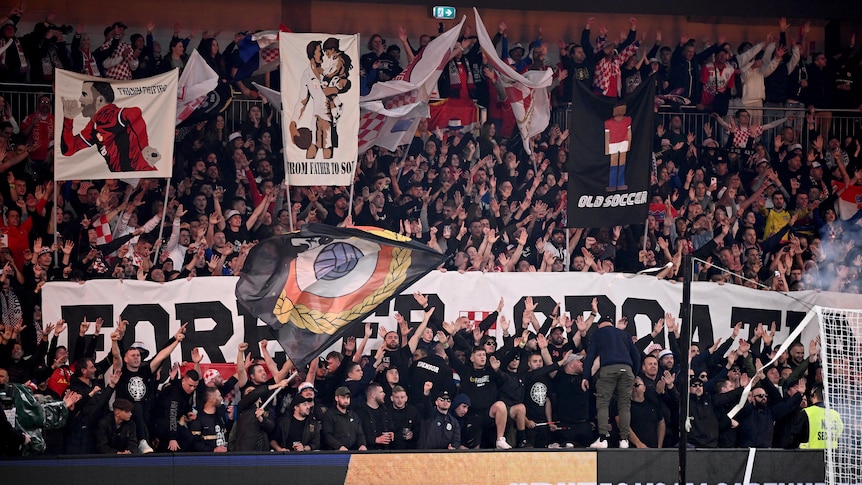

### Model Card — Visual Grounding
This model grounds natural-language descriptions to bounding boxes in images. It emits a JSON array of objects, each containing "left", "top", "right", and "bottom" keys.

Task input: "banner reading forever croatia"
[
  {"left": 567, "top": 77, "right": 655, "bottom": 228},
  {"left": 53, "top": 69, "right": 178, "bottom": 180},
  {"left": 280, "top": 32, "right": 359, "bottom": 186}
]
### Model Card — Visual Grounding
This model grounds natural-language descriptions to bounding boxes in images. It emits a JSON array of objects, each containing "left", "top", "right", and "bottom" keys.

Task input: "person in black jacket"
[
  {"left": 94, "top": 398, "right": 137, "bottom": 454},
  {"left": 321, "top": 386, "right": 367, "bottom": 450},
  {"left": 418, "top": 389, "right": 460, "bottom": 449},
  {"left": 686, "top": 377, "right": 726, "bottom": 448},
  {"left": 64, "top": 356, "right": 120, "bottom": 454},
  {"left": 355, "top": 382, "right": 394, "bottom": 450},
  {"left": 271, "top": 396, "right": 320, "bottom": 452},
  {"left": 582, "top": 315, "right": 641, "bottom": 449},
  {"left": 186, "top": 386, "right": 229, "bottom": 452},
  {"left": 152, "top": 369, "right": 199, "bottom": 452}
]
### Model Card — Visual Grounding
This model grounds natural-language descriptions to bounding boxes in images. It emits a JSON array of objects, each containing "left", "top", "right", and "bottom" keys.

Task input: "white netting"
[{"left": 816, "top": 306, "right": 862, "bottom": 485}]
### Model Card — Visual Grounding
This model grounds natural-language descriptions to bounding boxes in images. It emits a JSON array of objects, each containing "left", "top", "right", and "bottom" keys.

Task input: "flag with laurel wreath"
[{"left": 235, "top": 224, "right": 447, "bottom": 368}]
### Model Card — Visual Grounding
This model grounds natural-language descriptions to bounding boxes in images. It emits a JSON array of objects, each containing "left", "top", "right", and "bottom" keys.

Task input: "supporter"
[
  {"left": 231, "top": 363, "right": 288, "bottom": 451},
  {"left": 19, "top": 94, "right": 53, "bottom": 165},
  {"left": 356, "top": 382, "right": 395, "bottom": 450},
  {"left": 389, "top": 385, "right": 421, "bottom": 450},
  {"left": 622, "top": 376, "right": 665, "bottom": 448},
  {"left": 186, "top": 386, "right": 230, "bottom": 452},
  {"left": 418, "top": 389, "right": 460, "bottom": 449},
  {"left": 152, "top": 368, "right": 200, "bottom": 452},
  {"left": 112, "top": 322, "right": 188, "bottom": 453},
  {"left": 98, "top": 22, "right": 137, "bottom": 81},
  {"left": 94, "top": 398, "right": 137, "bottom": 454},
  {"left": 271, "top": 395, "right": 320, "bottom": 452},
  {"left": 583, "top": 315, "right": 641, "bottom": 448},
  {"left": 321, "top": 386, "right": 367, "bottom": 450}
]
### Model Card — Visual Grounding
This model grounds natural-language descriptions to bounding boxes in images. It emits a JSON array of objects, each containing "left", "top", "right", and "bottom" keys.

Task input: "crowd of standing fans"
[{"left": 0, "top": 7, "right": 858, "bottom": 454}]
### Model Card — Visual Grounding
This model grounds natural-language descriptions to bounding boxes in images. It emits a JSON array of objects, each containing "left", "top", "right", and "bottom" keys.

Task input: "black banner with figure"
[{"left": 567, "top": 76, "right": 655, "bottom": 228}]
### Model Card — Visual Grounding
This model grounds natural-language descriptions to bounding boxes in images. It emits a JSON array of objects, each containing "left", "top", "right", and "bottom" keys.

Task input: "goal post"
[{"left": 815, "top": 305, "right": 861, "bottom": 485}]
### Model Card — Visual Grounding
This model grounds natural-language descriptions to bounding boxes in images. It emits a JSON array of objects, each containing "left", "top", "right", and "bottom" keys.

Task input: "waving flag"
[
  {"left": 358, "top": 17, "right": 465, "bottom": 152},
  {"left": 473, "top": 8, "right": 553, "bottom": 155},
  {"left": 253, "top": 82, "right": 283, "bottom": 112},
  {"left": 235, "top": 224, "right": 447, "bottom": 368},
  {"left": 831, "top": 181, "right": 862, "bottom": 220},
  {"left": 232, "top": 29, "right": 284, "bottom": 82},
  {"left": 176, "top": 50, "right": 219, "bottom": 125}
]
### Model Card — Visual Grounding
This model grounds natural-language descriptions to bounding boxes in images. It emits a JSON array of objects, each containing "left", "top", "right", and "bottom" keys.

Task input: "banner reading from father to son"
[
  {"left": 280, "top": 32, "right": 359, "bottom": 186},
  {"left": 53, "top": 69, "right": 178, "bottom": 180}
]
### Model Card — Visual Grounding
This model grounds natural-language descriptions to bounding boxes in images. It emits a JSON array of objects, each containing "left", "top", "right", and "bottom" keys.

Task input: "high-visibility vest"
[{"left": 799, "top": 405, "right": 843, "bottom": 449}]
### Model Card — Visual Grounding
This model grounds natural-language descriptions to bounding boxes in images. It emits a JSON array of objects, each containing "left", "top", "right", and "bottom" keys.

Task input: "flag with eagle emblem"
[{"left": 235, "top": 224, "right": 447, "bottom": 368}]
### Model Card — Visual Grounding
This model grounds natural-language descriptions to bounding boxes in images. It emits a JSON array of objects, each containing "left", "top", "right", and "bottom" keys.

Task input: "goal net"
[{"left": 816, "top": 306, "right": 862, "bottom": 485}]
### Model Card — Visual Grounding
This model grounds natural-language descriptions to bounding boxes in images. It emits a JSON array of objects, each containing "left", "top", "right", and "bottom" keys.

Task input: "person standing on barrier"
[{"left": 583, "top": 315, "right": 641, "bottom": 449}]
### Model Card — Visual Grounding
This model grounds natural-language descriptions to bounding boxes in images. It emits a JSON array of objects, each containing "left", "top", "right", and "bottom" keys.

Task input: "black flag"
[
  {"left": 235, "top": 224, "right": 447, "bottom": 369},
  {"left": 567, "top": 76, "right": 655, "bottom": 228}
]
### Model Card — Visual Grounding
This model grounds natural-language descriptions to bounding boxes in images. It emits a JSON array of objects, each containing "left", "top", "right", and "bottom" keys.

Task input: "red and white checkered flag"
[
  {"left": 92, "top": 213, "right": 113, "bottom": 245},
  {"left": 358, "top": 17, "right": 465, "bottom": 152},
  {"left": 473, "top": 8, "right": 553, "bottom": 154}
]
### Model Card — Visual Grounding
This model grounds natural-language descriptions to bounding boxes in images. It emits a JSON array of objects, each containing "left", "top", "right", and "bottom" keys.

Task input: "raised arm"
[
  {"left": 408, "top": 307, "right": 435, "bottom": 354},
  {"left": 149, "top": 322, "right": 187, "bottom": 372}
]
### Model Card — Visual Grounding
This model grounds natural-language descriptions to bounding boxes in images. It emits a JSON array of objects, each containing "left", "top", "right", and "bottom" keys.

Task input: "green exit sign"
[{"left": 433, "top": 6, "right": 456, "bottom": 19}]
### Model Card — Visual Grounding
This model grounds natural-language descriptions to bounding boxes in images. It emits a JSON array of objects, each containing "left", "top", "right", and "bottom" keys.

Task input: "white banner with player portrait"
[
  {"left": 53, "top": 69, "right": 178, "bottom": 180},
  {"left": 280, "top": 32, "right": 359, "bottom": 186},
  {"left": 42, "top": 272, "right": 862, "bottom": 368}
]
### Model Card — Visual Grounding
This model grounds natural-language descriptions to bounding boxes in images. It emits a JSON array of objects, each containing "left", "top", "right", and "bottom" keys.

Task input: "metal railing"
[
  {"left": 552, "top": 102, "right": 862, "bottom": 151},
  {"left": 4, "top": 82, "right": 859, "bottom": 148}
]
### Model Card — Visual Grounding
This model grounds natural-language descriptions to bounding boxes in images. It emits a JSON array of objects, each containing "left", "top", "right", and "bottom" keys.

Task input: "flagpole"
[
  {"left": 643, "top": 217, "right": 649, "bottom": 254},
  {"left": 347, "top": 167, "right": 356, "bottom": 225},
  {"left": 260, "top": 370, "right": 298, "bottom": 409},
  {"left": 153, "top": 178, "right": 171, "bottom": 264},
  {"left": 282, "top": 150, "right": 295, "bottom": 232},
  {"left": 565, "top": 228, "right": 570, "bottom": 272},
  {"left": 53, "top": 181, "right": 59, "bottom": 269}
]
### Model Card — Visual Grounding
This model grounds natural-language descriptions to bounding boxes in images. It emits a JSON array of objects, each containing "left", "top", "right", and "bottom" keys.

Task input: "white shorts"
[{"left": 608, "top": 140, "right": 629, "bottom": 154}]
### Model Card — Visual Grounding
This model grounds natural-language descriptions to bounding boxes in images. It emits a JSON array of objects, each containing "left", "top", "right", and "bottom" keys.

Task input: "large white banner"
[
  {"left": 53, "top": 69, "right": 178, "bottom": 180},
  {"left": 42, "top": 273, "right": 862, "bottom": 369},
  {"left": 280, "top": 32, "right": 359, "bottom": 186}
]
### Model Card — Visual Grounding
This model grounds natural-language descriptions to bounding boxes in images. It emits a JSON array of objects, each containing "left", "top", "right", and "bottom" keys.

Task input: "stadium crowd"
[{"left": 0, "top": 7, "right": 858, "bottom": 455}]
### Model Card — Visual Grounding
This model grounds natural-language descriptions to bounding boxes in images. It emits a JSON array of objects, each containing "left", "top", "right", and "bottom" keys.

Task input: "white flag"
[
  {"left": 358, "top": 17, "right": 465, "bottom": 152},
  {"left": 473, "top": 8, "right": 553, "bottom": 154},
  {"left": 280, "top": 33, "right": 359, "bottom": 186},
  {"left": 176, "top": 50, "right": 219, "bottom": 125},
  {"left": 54, "top": 69, "right": 178, "bottom": 180}
]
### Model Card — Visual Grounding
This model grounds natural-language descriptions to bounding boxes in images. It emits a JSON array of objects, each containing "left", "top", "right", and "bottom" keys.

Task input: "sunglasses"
[
  {"left": 690, "top": 382, "right": 703, "bottom": 388},
  {"left": 438, "top": 397, "right": 451, "bottom": 402},
  {"left": 633, "top": 383, "right": 643, "bottom": 388},
  {"left": 753, "top": 393, "right": 767, "bottom": 398}
]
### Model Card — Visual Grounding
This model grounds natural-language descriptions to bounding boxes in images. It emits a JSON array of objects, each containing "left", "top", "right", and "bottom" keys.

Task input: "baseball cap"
[
  {"left": 298, "top": 382, "right": 316, "bottom": 393},
  {"left": 789, "top": 143, "right": 803, "bottom": 152},
  {"left": 509, "top": 43, "right": 525, "bottom": 55},
  {"left": 228, "top": 131, "right": 243, "bottom": 142},
  {"left": 658, "top": 349, "right": 674, "bottom": 360},
  {"left": 436, "top": 389, "right": 451, "bottom": 400},
  {"left": 811, "top": 161, "right": 822, "bottom": 169},
  {"left": 648, "top": 57, "right": 660, "bottom": 63},
  {"left": 224, "top": 209, "right": 241, "bottom": 220},
  {"left": 549, "top": 326, "right": 564, "bottom": 334},
  {"left": 334, "top": 386, "right": 351, "bottom": 397}
]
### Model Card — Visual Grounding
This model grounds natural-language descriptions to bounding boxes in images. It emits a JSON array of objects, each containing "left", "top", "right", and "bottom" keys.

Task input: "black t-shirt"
[
  {"left": 116, "top": 365, "right": 156, "bottom": 410},
  {"left": 617, "top": 398, "right": 663, "bottom": 448},
  {"left": 285, "top": 416, "right": 306, "bottom": 446},
  {"left": 222, "top": 224, "right": 252, "bottom": 252},
  {"left": 382, "top": 346, "right": 413, "bottom": 375}
]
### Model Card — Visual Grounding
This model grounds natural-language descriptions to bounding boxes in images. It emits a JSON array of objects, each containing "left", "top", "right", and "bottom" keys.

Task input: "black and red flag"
[{"left": 235, "top": 224, "right": 447, "bottom": 368}]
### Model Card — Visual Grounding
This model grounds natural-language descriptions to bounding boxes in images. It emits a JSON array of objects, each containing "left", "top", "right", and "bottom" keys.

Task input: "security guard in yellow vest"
[{"left": 797, "top": 386, "right": 843, "bottom": 449}]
